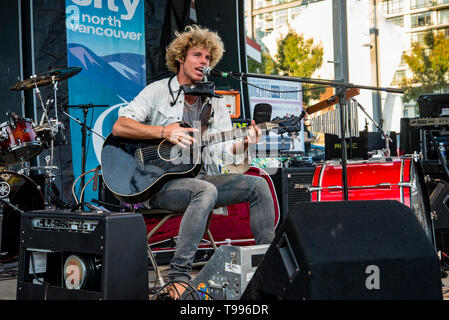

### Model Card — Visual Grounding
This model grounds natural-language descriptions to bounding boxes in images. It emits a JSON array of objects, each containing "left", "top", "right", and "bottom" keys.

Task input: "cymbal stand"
[{"left": 33, "top": 80, "right": 59, "bottom": 208}]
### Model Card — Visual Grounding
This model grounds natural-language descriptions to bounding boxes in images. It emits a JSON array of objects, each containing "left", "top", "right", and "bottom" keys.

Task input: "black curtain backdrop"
[{"left": 146, "top": 0, "right": 193, "bottom": 82}]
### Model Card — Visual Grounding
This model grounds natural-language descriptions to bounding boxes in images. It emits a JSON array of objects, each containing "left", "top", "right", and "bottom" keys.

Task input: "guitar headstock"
[{"left": 268, "top": 113, "right": 304, "bottom": 135}]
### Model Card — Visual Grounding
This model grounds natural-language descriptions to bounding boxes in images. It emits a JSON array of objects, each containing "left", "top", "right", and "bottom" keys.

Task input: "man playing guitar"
[{"left": 111, "top": 25, "right": 275, "bottom": 299}]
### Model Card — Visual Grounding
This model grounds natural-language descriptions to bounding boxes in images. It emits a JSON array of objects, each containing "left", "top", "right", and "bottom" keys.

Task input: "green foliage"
[
  {"left": 275, "top": 30, "right": 324, "bottom": 105},
  {"left": 401, "top": 31, "right": 449, "bottom": 103},
  {"left": 247, "top": 29, "right": 324, "bottom": 105}
]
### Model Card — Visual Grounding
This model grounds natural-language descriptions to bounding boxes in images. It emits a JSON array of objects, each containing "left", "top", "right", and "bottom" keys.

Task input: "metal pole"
[
  {"left": 333, "top": 0, "right": 350, "bottom": 200},
  {"left": 370, "top": 0, "right": 382, "bottom": 130}
]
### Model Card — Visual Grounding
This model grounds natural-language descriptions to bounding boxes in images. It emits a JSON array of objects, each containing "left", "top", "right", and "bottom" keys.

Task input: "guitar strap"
[{"left": 199, "top": 99, "right": 212, "bottom": 134}]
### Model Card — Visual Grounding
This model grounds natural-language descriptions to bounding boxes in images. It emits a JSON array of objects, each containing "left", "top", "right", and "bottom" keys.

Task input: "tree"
[
  {"left": 275, "top": 30, "right": 324, "bottom": 105},
  {"left": 247, "top": 29, "right": 324, "bottom": 105},
  {"left": 401, "top": 30, "right": 449, "bottom": 103}
]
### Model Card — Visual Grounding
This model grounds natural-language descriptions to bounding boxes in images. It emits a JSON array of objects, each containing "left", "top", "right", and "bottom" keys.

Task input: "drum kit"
[{"left": 0, "top": 67, "right": 81, "bottom": 259}]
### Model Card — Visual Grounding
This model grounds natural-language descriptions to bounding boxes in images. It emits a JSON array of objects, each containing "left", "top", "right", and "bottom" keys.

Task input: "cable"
[
  {"left": 151, "top": 279, "right": 202, "bottom": 300},
  {"left": 71, "top": 168, "right": 97, "bottom": 204},
  {"left": 79, "top": 173, "right": 98, "bottom": 208}
]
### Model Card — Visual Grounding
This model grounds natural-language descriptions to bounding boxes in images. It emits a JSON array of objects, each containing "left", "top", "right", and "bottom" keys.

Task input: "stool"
[{"left": 139, "top": 208, "right": 217, "bottom": 287}]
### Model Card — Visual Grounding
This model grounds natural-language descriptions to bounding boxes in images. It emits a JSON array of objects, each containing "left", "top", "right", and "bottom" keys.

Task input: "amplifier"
[
  {"left": 325, "top": 132, "right": 397, "bottom": 160},
  {"left": 17, "top": 210, "right": 148, "bottom": 300},
  {"left": 269, "top": 166, "right": 315, "bottom": 227},
  {"left": 417, "top": 93, "right": 449, "bottom": 118},
  {"left": 190, "top": 244, "right": 269, "bottom": 300}
]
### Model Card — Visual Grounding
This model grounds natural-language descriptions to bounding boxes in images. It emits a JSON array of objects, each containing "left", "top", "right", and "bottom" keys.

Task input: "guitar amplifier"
[
  {"left": 16, "top": 210, "right": 148, "bottom": 300},
  {"left": 269, "top": 165, "right": 316, "bottom": 227}
]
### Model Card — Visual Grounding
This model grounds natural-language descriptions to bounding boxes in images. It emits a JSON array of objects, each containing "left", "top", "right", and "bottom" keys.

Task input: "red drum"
[
  {"left": 0, "top": 119, "right": 42, "bottom": 165},
  {"left": 311, "top": 156, "right": 434, "bottom": 242}
]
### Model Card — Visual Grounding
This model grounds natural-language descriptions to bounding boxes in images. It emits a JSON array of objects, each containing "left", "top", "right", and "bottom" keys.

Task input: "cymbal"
[{"left": 10, "top": 66, "right": 82, "bottom": 91}]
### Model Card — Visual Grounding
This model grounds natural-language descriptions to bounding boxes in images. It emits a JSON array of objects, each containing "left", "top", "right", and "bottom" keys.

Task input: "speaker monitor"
[
  {"left": 417, "top": 93, "right": 449, "bottom": 118},
  {"left": 268, "top": 166, "right": 315, "bottom": 228},
  {"left": 195, "top": 0, "right": 247, "bottom": 93},
  {"left": 429, "top": 179, "right": 449, "bottom": 230},
  {"left": 17, "top": 210, "right": 148, "bottom": 300},
  {"left": 241, "top": 200, "right": 442, "bottom": 300}
]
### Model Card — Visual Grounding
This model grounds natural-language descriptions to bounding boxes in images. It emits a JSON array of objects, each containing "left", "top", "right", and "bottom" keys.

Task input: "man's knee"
[
  {"left": 251, "top": 175, "right": 271, "bottom": 194},
  {"left": 193, "top": 180, "right": 218, "bottom": 202}
]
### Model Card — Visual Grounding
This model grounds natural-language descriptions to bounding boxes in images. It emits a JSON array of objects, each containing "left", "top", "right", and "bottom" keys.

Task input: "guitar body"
[{"left": 101, "top": 134, "right": 202, "bottom": 204}]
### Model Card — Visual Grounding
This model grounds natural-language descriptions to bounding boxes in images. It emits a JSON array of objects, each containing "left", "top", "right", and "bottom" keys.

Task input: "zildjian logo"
[{"left": 0, "top": 181, "right": 10, "bottom": 198}]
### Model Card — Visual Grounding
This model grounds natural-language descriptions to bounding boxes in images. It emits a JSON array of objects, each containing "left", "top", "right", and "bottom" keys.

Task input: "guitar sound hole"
[{"left": 158, "top": 142, "right": 180, "bottom": 162}]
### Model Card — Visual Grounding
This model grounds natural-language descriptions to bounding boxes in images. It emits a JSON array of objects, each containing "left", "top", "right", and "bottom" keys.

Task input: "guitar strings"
[
  {"left": 135, "top": 127, "right": 251, "bottom": 161},
  {"left": 131, "top": 119, "right": 288, "bottom": 162}
]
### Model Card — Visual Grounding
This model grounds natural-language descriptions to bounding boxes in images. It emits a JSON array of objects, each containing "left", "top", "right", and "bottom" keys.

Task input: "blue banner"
[{"left": 65, "top": 0, "right": 146, "bottom": 206}]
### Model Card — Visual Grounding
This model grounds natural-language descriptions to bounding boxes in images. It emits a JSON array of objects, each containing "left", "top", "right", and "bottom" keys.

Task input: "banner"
[{"left": 65, "top": 0, "right": 146, "bottom": 206}]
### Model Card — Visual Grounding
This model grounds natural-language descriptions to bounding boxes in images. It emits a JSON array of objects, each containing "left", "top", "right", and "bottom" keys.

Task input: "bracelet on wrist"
[{"left": 161, "top": 126, "right": 165, "bottom": 139}]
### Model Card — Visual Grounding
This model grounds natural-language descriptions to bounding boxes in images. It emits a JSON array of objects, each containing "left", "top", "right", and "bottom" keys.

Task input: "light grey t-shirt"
[
  {"left": 183, "top": 97, "right": 207, "bottom": 178},
  {"left": 182, "top": 97, "right": 202, "bottom": 128}
]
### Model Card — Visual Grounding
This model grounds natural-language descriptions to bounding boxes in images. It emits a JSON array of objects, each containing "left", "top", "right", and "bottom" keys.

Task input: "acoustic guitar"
[{"left": 101, "top": 116, "right": 301, "bottom": 203}]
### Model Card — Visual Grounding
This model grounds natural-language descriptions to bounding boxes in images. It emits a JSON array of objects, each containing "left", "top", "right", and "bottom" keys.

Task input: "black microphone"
[
  {"left": 202, "top": 66, "right": 230, "bottom": 78},
  {"left": 253, "top": 103, "right": 272, "bottom": 124}
]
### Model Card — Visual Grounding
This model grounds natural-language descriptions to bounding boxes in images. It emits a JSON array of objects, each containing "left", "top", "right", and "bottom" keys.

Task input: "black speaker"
[
  {"left": 17, "top": 210, "right": 148, "bottom": 300},
  {"left": 430, "top": 179, "right": 449, "bottom": 230},
  {"left": 268, "top": 166, "right": 315, "bottom": 228},
  {"left": 325, "top": 134, "right": 366, "bottom": 160},
  {"left": 241, "top": 200, "right": 442, "bottom": 300},
  {"left": 325, "top": 132, "right": 397, "bottom": 160},
  {"left": 418, "top": 93, "right": 449, "bottom": 118},
  {"left": 400, "top": 118, "right": 420, "bottom": 155},
  {"left": 195, "top": 0, "right": 246, "bottom": 91}
]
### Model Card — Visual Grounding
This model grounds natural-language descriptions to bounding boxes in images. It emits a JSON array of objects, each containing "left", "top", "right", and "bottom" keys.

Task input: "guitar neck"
[{"left": 201, "top": 122, "right": 272, "bottom": 147}]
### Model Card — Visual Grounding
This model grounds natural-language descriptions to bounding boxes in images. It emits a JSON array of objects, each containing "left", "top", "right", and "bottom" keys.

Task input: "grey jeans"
[{"left": 148, "top": 173, "right": 276, "bottom": 282}]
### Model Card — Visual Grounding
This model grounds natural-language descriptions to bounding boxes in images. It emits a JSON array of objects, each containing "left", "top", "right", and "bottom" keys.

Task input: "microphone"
[
  {"left": 202, "top": 66, "right": 230, "bottom": 78},
  {"left": 253, "top": 103, "right": 272, "bottom": 124}
]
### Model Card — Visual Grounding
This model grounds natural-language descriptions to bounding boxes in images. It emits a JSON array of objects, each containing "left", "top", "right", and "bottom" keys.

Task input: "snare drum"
[
  {"left": 311, "top": 156, "right": 434, "bottom": 242},
  {"left": 0, "top": 119, "right": 42, "bottom": 165}
]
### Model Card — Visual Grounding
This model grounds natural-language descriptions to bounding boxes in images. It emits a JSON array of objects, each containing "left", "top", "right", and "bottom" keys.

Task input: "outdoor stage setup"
[{"left": 0, "top": 0, "right": 448, "bottom": 302}]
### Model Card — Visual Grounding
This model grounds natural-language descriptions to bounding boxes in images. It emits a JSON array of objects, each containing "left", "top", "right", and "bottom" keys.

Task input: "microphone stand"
[
  {"left": 59, "top": 104, "right": 107, "bottom": 209},
  {"left": 227, "top": 71, "right": 403, "bottom": 200}
]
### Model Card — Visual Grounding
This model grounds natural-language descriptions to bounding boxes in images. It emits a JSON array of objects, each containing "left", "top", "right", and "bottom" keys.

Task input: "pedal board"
[{"left": 190, "top": 244, "right": 269, "bottom": 300}]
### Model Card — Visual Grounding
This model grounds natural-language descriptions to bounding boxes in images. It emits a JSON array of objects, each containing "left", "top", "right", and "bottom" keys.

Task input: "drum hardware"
[
  {"left": 0, "top": 197, "right": 24, "bottom": 215},
  {"left": 308, "top": 182, "right": 415, "bottom": 192},
  {"left": 8, "top": 67, "right": 82, "bottom": 209}
]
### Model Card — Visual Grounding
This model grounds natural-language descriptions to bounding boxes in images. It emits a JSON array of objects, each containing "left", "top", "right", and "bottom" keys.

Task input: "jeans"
[{"left": 148, "top": 173, "right": 275, "bottom": 282}]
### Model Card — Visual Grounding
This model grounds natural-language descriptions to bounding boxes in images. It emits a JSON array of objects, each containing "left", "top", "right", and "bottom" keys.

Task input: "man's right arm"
[
  {"left": 112, "top": 116, "right": 164, "bottom": 140},
  {"left": 112, "top": 116, "right": 198, "bottom": 148}
]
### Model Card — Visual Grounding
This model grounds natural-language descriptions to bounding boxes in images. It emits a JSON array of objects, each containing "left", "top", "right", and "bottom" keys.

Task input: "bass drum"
[
  {"left": 311, "top": 156, "right": 434, "bottom": 244},
  {"left": 0, "top": 171, "right": 45, "bottom": 259}
]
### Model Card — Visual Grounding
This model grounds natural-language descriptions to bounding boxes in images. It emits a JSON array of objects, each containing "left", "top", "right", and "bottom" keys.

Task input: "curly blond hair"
[{"left": 166, "top": 25, "right": 225, "bottom": 73}]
